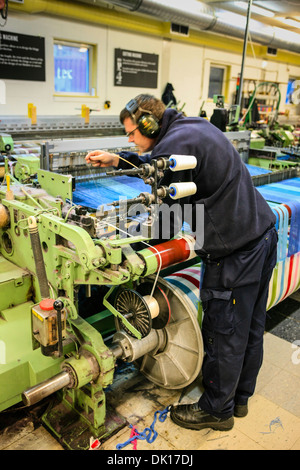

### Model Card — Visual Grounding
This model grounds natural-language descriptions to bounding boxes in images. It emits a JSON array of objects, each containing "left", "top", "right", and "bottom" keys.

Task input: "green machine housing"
[{"left": 0, "top": 164, "right": 204, "bottom": 449}]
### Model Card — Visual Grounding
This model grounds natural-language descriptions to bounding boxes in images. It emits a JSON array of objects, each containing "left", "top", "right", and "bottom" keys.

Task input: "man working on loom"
[{"left": 85, "top": 94, "right": 278, "bottom": 432}]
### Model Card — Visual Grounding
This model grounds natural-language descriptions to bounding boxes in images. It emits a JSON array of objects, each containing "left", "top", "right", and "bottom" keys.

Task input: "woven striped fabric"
[
  {"left": 165, "top": 263, "right": 203, "bottom": 326},
  {"left": 256, "top": 177, "right": 300, "bottom": 307}
]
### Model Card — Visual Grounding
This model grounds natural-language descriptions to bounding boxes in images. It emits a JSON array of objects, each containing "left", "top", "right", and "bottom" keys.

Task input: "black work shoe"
[
  {"left": 234, "top": 404, "right": 248, "bottom": 418},
  {"left": 170, "top": 402, "right": 234, "bottom": 431}
]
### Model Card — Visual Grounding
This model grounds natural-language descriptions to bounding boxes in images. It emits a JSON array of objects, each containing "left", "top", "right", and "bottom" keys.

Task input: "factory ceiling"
[
  {"left": 205, "top": 0, "right": 300, "bottom": 32},
  {"left": 71, "top": 0, "right": 300, "bottom": 32},
  {"left": 69, "top": 0, "right": 300, "bottom": 53},
  {"left": 8, "top": 0, "right": 300, "bottom": 54}
]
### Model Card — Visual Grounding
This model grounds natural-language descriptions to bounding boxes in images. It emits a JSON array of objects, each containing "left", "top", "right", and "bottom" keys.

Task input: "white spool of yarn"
[
  {"left": 169, "top": 182, "right": 197, "bottom": 199},
  {"left": 169, "top": 155, "right": 197, "bottom": 171}
]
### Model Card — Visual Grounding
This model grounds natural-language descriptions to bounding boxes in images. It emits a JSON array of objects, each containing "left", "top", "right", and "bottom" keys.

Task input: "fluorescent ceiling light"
[
  {"left": 280, "top": 18, "right": 300, "bottom": 29},
  {"left": 235, "top": 1, "right": 275, "bottom": 18}
]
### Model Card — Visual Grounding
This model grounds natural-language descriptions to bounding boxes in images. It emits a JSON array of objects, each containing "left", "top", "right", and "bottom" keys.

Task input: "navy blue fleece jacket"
[{"left": 117, "top": 108, "right": 276, "bottom": 259}]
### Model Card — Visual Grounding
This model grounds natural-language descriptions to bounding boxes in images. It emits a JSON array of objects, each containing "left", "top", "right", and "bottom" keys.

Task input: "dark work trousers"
[{"left": 198, "top": 226, "right": 278, "bottom": 419}]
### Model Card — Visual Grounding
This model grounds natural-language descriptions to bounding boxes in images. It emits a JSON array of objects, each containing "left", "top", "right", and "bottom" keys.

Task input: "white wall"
[{"left": 0, "top": 11, "right": 299, "bottom": 118}]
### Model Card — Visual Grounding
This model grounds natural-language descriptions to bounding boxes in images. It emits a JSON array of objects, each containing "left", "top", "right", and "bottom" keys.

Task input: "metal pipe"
[
  {"left": 237, "top": 0, "right": 252, "bottom": 112},
  {"left": 72, "top": 0, "right": 300, "bottom": 54},
  {"left": 22, "top": 371, "right": 71, "bottom": 406},
  {"left": 109, "top": 342, "right": 124, "bottom": 359}
]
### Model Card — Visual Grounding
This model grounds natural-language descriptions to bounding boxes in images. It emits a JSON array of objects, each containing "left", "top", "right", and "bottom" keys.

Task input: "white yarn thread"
[
  {"left": 143, "top": 295, "right": 160, "bottom": 318},
  {"left": 169, "top": 155, "right": 197, "bottom": 171},
  {"left": 169, "top": 182, "right": 197, "bottom": 200}
]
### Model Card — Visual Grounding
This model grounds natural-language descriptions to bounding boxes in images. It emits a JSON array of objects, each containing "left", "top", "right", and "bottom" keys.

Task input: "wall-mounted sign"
[
  {"left": 114, "top": 48, "right": 158, "bottom": 88},
  {"left": 0, "top": 31, "right": 45, "bottom": 81}
]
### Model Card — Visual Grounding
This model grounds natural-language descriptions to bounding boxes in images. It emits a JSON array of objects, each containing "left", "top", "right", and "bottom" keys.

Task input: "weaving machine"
[
  {"left": 0, "top": 128, "right": 299, "bottom": 449},
  {"left": 0, "top": 154, "right": 204, "bottom": 449}
]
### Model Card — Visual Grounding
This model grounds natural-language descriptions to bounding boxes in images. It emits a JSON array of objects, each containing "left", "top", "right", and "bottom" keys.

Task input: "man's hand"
[{"left": 85, "top": 150, "right": 119, "bottom": 168}]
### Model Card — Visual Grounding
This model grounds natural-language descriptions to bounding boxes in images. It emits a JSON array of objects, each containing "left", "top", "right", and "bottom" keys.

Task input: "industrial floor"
[{"left": 1, "top": 293, "right": 299, "bottom": 452}]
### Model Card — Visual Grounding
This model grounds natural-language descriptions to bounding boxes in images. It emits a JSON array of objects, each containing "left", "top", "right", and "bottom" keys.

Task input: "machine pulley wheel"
[
  {"left": 114, "top": 265, "right": 204, "bottom": 389},
  {"left": 135, "top": 274, "right": 204, "bottom": 390}
]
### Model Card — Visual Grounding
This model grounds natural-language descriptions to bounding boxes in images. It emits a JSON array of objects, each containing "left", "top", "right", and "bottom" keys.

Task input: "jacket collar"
[{"left": 155, "top": 108, "right": 182, "bottom": 145}]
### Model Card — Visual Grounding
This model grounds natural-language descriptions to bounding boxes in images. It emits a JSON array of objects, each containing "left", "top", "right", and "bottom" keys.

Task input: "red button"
[{"left": 39, "top": 298, "right": 55, "bottom": 311}]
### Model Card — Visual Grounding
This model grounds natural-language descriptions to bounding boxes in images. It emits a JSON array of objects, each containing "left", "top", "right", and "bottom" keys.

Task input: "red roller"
[{"left": 142, "top": 235, "right": 196, "bottom": 271}]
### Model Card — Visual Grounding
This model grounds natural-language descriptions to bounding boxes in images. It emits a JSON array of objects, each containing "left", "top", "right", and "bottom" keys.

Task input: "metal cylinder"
[
  {"left": 112, "top": 329, "right": 165, "bottom": 362},
  {"left": 63, "top": 349, "right": 100, "bottom": 389},
  {"left": 22, "top": 371, "right": 71, "bottom": 407},
  {"left": 109, "top": 342, "right": 124, "bottom": 359}
]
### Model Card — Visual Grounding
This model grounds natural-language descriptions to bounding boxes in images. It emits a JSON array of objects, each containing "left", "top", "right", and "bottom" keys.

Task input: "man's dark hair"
[{"left": 119, "top": 94, "right": 166, "bottom": 125}]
